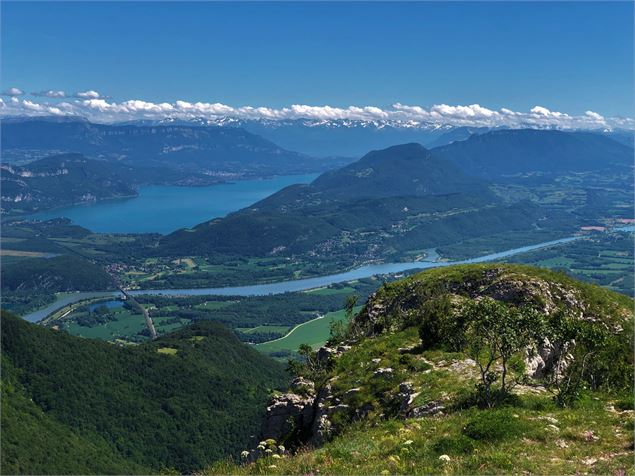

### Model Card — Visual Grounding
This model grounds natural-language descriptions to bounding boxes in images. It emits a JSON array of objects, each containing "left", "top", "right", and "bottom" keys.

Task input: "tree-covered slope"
[
  {"left": 209, "top": 264, "right": 634, "bottom": 475},
  {"left": 1, "top": 255, "right": 114, "bottom": 292},
  {"left": 432, "top": 129, "right": 633, "bottom": 178},
  {"left": 1, "top": 153, "right": 138, "bottom": 213},
  {"left": 161, "top": 143, "right": 533, "bottom": 258},
  {"left": 2, "top": 356, "right": 148, "bottom": 475},
  {"left": 0, "top": 312, "right": 289, "bottom": 474},
  {"left": 310, "top": 143, "right": 493, "bottom": 200}
]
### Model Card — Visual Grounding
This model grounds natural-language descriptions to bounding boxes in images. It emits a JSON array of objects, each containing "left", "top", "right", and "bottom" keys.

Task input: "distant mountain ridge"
[
  {"left": 432, "top": 129, "right": 633, "bottom": 178},
  {"left": 1, "top": 118, "right": 346, "bottom": 175},
  {"left": 4, "top": 115, "right": 632, "bottom": 159}
]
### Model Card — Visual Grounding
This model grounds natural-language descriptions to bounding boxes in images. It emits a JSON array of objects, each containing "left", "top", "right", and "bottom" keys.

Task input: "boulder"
[
  {"left": 397, "top": 381, "right": 420, "bottom": 415},
  {"left": 407, "top": 401, "right": 445, "bottom": 418},
  {"left": 372, "top": 367, "right": 394, "bottom": 378},
  {"left": 525, "top": 337, "right": 575, "bottom": 380},
  {"left": 261, "top": 391, "right": 314, "bottom": 443}
]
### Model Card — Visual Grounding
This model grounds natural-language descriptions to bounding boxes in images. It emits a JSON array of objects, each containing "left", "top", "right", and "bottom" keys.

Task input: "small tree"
[
  {"left": 327, "top": 295, "right": 358, "bottom": 345},
  {"left": 462, "top": 298, "right": 541, "bottom": 407},
  {"left": 544, "top": 314, "right": 615, "bottom": 407},
  {"left": 328, "top": 318, "right": 347, "bottom": 345},
  {"left": 344, "top": 295, "right": 358, "bottom": 320}
]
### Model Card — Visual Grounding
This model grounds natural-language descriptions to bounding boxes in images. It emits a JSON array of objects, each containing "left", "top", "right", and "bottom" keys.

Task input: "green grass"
[
  {"left": 156, "top": 347, "right": 178, "bottom": 355},
  {"left": 305, "top": 286, "right": 356, "bottom": 296},
  {"left": 64, "top": 309, "right": 192, "bottom": 342},
  {"left": 236, "top": 325, "right": 291, "bottom": 335},
  {"left": 65, "top": 309, "right": 147, "bottom": 340},
  {"left": 207, "top": 400, "right": 634, "bottom": 475},
  {"left": 256, "top": 306, "right": 363, "bottom": 354}
]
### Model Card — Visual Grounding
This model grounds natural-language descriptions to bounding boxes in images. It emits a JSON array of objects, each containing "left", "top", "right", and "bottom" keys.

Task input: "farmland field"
[{"left": 256, "top": 306, "right": 363, "bottom": 354}]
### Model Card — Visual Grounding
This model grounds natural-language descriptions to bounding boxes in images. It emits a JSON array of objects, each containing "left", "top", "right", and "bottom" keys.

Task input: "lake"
[{"left": 27, "top": 174, "right": 319, "bottom": 234}]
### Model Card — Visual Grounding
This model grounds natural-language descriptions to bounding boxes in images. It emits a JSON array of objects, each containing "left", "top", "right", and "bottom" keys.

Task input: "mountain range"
[
  {"left": 160, "top": 142, "right": 534, "bottom": 258},
  {"left": 433, "top": 129, "right": 633, "bottom": 178},
  {"left": 110, "top": 116, "right": 634, "bottom": 157},
  {"left": 0, "top": 117, "right": 346, "bottom": 175},
  {"left": 161, "top": 129, "right": 631, "bottom": 260}
]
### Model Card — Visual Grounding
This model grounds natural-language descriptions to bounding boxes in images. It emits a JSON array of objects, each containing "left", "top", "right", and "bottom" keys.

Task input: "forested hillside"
[
  {"left": 162, "top": 143, "right": 538, "bottom": 258},
  {"left": 1, "top": 312, "right": 289, "bottom": 474}
]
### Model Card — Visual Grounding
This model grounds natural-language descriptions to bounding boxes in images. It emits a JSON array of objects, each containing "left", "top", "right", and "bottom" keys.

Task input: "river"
[{"left": 24, "top": 231, "right": 615, "bottom": 323}]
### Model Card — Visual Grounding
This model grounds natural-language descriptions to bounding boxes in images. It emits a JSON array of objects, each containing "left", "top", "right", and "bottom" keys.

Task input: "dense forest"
[{"left": 1, "top": 312, "right": 289, "bottom": 474}]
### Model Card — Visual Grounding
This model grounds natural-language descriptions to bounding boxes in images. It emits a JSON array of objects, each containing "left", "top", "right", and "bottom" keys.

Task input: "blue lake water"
[{"left": 27, "top": 174, "right": 319, "bottom": 234}]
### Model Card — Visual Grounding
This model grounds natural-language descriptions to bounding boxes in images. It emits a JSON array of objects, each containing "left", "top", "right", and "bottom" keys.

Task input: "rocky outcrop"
[
  {"left": 261, "top": 391, "right": 315, "bottom": 443},
  {"left": 251, "top": 265, "right": 632, "bottom": 461},
  {"left": 352, "top": 266, "right": 605, "bottom": 338},
  {"left": 525, "top": 337, "right": 575, "bottom": 380},
  {"left": 407, "top": 400, "right": 445, "bottom": 418},
  {"left": 258, "top": 344, "right": 355, "bottom": 451}
]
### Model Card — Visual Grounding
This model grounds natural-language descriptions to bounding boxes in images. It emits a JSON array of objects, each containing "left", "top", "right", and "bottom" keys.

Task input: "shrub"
[
  {"left": 431, "top": 435, "right": 474, "bottom": 455},
  {"left": 463, "top": 410, "right": 526, "bottom": 442},
  {"left": 417, "top": 296, "right": 457, "bottom": 350},
  {"left": 614, "top": 394, "right": 634, "bottom": 411}
]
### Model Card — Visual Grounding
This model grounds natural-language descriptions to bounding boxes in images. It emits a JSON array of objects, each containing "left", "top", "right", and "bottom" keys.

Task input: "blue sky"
[{"left": 1, "top": 1, "right": 633, "bottom": 119}]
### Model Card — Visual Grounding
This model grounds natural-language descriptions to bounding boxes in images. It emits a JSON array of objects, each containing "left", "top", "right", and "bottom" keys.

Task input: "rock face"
[
  {"left": 259, "top": 345, "right": 354, "bottom": 450},
  {"left": 261, "top": 391, "right": 315, "bottom": 442},
  {"left": 525, "top": 338, "right": 575, "bottom": 379}
]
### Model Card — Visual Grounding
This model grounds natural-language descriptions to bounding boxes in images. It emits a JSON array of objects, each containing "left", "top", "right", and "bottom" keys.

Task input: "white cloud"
[
  {"left": 585, "top": 110, "right": 604, "bottom": 121},
  {"left": 2, "top": 87, "right": 24, "bottom": 96},
  {"left": 32, "top": 90, "right": 67, "bottom": 98},
  {"left": 74, "top": 90, "right": 103, "bottom": 99},
  {"left": 0, "top": 93, "right": 630, "bottom": 130}
]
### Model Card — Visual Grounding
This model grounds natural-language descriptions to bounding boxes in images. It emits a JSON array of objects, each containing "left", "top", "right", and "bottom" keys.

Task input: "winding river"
[{"left": 23, "top": 232, "right": 609, "bottom": 323}]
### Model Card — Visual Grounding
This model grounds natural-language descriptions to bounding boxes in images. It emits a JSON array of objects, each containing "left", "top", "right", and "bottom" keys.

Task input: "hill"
[
  {"left": 432, "top": 129, "right": 633, "bottom": 178},
  {"left": 161, "top": 143, "right": 536, "bottom": 259},
  {"left": 310, "top": 143, "right": 492, "bottom": 200},
  {"left": 209, "top": 264, "right": 634, "bottom": 475},
  {"left": 1, "top": 254, "right": 114, "bottom": 292},
  {"left": 1, "top": 117, "right": 341, "bottom": 175},
  {"left": 0, "top": 312, "right": 289, "bottom": 474},
  {"left": 0, "top": 153, "right": 139, "bottom": 213}
]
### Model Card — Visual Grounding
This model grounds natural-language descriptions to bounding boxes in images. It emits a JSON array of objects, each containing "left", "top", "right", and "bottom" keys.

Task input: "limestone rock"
[
  {"left": 261, "top": 391, "right": 314, "bottom": 442},
  {"left": 407, "top": 401, "right": 445, "bottom": 418}
]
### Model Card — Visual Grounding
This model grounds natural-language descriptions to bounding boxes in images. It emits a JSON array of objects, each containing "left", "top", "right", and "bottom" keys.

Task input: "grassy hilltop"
[{"left": 208, "top": 264, "right": 634, "bottom": 475}]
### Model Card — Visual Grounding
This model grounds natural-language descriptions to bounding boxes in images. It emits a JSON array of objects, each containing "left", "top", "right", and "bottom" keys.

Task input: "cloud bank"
[{"left": 0, "top": 91, "right": 632, "bottom": 130}]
